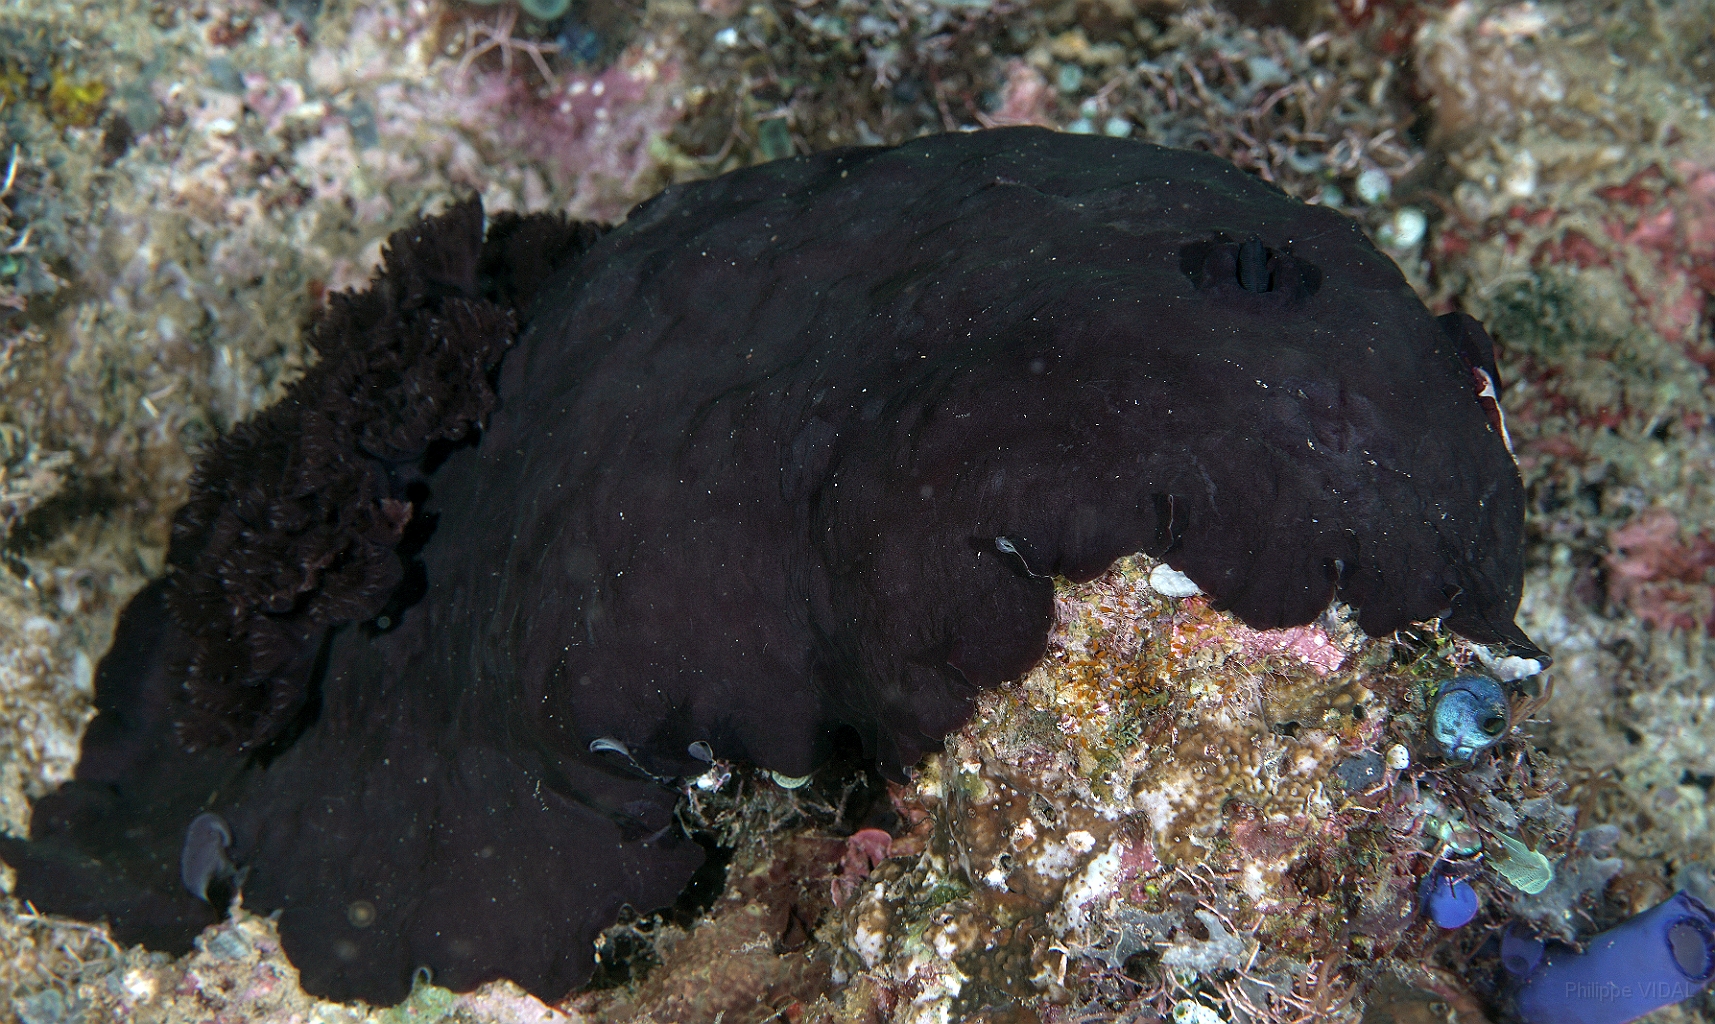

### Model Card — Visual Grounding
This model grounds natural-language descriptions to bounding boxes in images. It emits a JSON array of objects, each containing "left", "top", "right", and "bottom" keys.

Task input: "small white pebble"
[
  {"left": 1503, "top": 150, "right": 1539, "bottom": 198},
  {"left": 72, "top": 651, "right": 93, "bottom": 696},
  {"left": 1494, "top": 655, "right": 1544, "bottom": 681},
  {"left": 1172, "top": 1001, "right": 1228, "bottom": 1024},
  {"left": 1148, "top": 564, "right": 1202, "bottom": 598},
  {"left": 714, "top": 27, "right": 739, "bottom": 47},
  {"left": 1471, "top": 644, "right": 1546, "bottom": 681},
  {"left": 1379, "top": 207, "right": 1427, "bottom": 250},
  {"left": 122, "top": 969, "right": 157, "bottom": 1002},
  {"left": 1355, "top": 167, "right": 1392, "bottom": 204},
  {"left": 1479, "top": 3, "right": 1548, "bottom": 41},
  {"left": 693, "top": 762, "right": 730, "bottom": 792}
]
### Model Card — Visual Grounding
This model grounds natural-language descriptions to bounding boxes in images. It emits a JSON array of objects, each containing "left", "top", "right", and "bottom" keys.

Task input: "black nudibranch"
[{"left": 0, "top": 128, "right": 1547, "bottom": 1005}]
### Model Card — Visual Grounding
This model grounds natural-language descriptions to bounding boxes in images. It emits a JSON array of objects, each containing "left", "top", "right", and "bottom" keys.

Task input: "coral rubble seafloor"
[{"left": 0, "top": 0, "right": 1712, "bottom": 1021}]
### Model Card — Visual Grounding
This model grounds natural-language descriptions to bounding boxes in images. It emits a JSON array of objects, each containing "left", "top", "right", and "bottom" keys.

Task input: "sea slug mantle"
[{"left": 0, "top": 127, "right": 1546, "bottom": 1006}]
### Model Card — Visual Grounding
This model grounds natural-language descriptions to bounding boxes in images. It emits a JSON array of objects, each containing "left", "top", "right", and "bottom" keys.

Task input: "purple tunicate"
[
  {"left": 180, "top": 812, "right": 235, "bottom": 903},
  {"left": 1503, "top": 925, "right": 1546, "bottom": 977},
  {"left": 1514, "top": 891, "right": 1715, "bottom": 1024},
  {"left": 1421, "top": 871, "right": 1481, "bottom": 928}
]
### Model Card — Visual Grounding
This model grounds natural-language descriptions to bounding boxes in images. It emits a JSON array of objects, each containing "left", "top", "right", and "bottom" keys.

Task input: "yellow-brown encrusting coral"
[{"left": 806, "top": 555, "right": 1571, "bottom": 1023}]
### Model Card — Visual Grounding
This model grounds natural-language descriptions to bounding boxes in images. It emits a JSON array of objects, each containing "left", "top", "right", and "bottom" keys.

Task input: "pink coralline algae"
[
  {"left": 1228, "top": 622, "right": 1348, "bottom": 676},
  {"left": 455, "top": 49, "right": 682, "bottom": 219},
  {"left": 1166, "top": 602, "right": 1349, "bottom": 676},
  {"left": 1530, "top": 162, "right": 1715, "bottom": 350},
  {"left": 979, "top": 60, "right": 1056, "bottom": 129},
  {"left": 1605, "top": 510, "right": 1715, "bottom": 634},
  {"left": 831, "top": 828, "right": 895, "bottom": 907}
]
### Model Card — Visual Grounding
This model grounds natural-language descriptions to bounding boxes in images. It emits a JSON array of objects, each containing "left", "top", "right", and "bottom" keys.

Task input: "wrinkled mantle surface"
[{"left": 2, "top": 128, "right": 1542, "bottom": 1005}]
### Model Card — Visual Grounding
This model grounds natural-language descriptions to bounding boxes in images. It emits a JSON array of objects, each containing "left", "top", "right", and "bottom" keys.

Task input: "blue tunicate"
[
  {"left": 1431, "top": 674, "right": 1510, "bottom": 760},
  {"left": 1503, "top": 925, "right": 1546, "bottom": 976},
  {"left": 1513, "top": 891, "right": 1715, "bottom": 1024},
  {"left": 201, "top": 927, "right": 252, "bottom": 961},
  {"left": 1421, "top": 870, "right": 1480, "bottom": 928}
]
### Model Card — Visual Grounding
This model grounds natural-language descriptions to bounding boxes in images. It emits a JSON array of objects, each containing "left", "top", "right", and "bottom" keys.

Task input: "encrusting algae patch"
[{"left": 812, "top": 554, "right": 1565, "bottom": 1023}]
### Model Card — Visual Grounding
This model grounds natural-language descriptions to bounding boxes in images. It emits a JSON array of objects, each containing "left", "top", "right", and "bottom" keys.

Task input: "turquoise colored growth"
[
  {"left": 1488, "top": 832, "right": 1555, "bottom": 894},
  {"left": 1431, "top": 674, "right": 1510, "bottom": 760},
  {"left": 520, "top": 0, "right": 572, "bottom": 19}
]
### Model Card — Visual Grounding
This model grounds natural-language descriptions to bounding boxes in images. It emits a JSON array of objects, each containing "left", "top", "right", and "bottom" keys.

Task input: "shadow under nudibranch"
[{"left": 0, "top": 126, "right": 1546, "bottom": 1006}]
